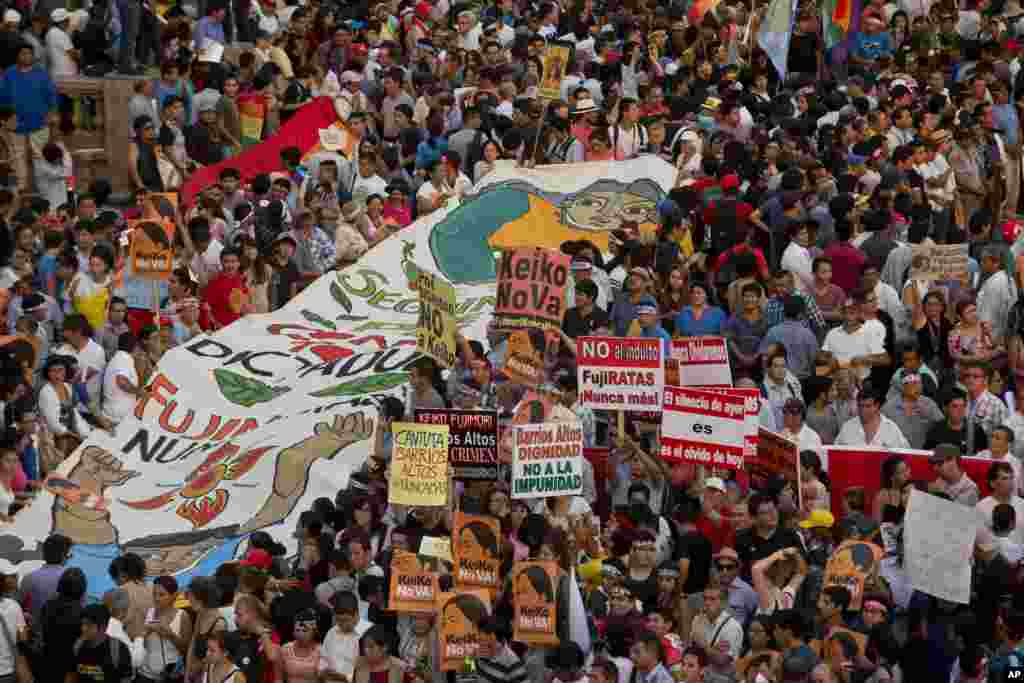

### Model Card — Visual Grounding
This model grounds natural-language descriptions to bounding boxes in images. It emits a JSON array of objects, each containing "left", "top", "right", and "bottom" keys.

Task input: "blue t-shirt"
[
  {"left": 641, "top": 325, "right": 672, "bottom": 356},
  {"left": 675, "top": 306, "right": 727, "bottom": 337},
  {"left": 853, "top": 31, "right": 893, "bottom": 60}
]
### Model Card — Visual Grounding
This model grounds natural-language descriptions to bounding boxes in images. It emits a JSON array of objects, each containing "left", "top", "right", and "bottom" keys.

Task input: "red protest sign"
[
  {"left": 495, "top": 248, "right": 570, "bottom": 331},
  {"left": 576, "top": 336, "right": 664, "bottom": 411},
  {"left": 751, "top": 428, "right": 801, "bottom": 503},
  {"left": 669, "top": 337, "right": 732, "bottom": 387},
  {"left": 661, "top": 386, "right": 746, "bottom": 469}
]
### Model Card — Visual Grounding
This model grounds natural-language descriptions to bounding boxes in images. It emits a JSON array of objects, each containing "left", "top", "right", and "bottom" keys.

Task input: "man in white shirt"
[
  {"left": 102, "top": 334, "right": 143, "bottom": 425},
  {"left": 0, "top": 560, "right": 26, "bottom": 683},
  {"left": 188, "top": 220, "right": 223, "bottom": 288},
  {"left": 45, "top": 9, "right": 77, "bottom": 78},
  {"left": 823, "top": 299, "right": 887, "bottom": 382},
  {"left": 320, "top": 592, "right": 371, "bottom": 682},
  {"left": 977, "top": 461, "right": 1024, "bottom": 543},
  {"left": 781, "top": 398, "right": 827, "bottom": 470},
  {"left": 690, "top": 586, "right": 743, "bottom": 672},
  {"left": 977, "top": 245, "right": 1018, "bottom": 342},
  {"left": 836, "top": 389, "right": 911, "bottom": 449},
  {"left": 58, "top": 313, "right": 107, "bottom": 408},
  {"left": 455, "top": 10, "right": 482, "bottom": 50},
  {"left": 106, "top": 588, "right": 146, "bottom": 671},
  {"left": 609, "top": 98, "right": 646, "bottom": 160}
]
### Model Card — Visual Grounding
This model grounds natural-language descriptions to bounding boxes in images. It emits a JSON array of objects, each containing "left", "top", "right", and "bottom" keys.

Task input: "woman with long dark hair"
[{"left": 40, "top": 567, "right": 88, "bottom": 682}]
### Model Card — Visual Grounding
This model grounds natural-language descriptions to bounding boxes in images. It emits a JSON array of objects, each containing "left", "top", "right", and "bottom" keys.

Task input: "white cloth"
[
  {"left": 57, "top": 338, "right": 107, "bottom": 406},
  {"left": 977, "top": 495, "right": 1024, "bottom": 544},
  {"left": 139, "top": 609, "right": 183, "bottom": 678},
  {"left": 978, "top": 270, "right": 1018, "bottom": 342},
  {"left": 320, "top": 623, "right": 371, "bottom": 679},
  {"left": 835, "top": 415, "right": 910, "bottom": 449},
  {"left": 822, "top": 324, "right": 884, "bottom": 381},
  {"left": 102, "top": 350, "right": 139, "bottom": 423},
  {"left": 780, "top": 243, "right": 814, "bottom": 293},
  {"left": 0, "top": 598, "right": 25, "bottom": 676},
  {"left": 783, "top": 424, "right": 827, "bottom": 470},
  {"left": 189, "top": 239, "right": 224, "bottom": 286},
  {"left": 45, "top": 26, "right": 77, "bottom": 77},
  {"left": 106, "top": 617, "right": 146, "bottom": 670}
]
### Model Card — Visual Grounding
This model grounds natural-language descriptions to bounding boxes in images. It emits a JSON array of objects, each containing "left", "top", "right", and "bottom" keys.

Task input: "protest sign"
[
  {"left": 540, "top": 43, "right": 572, "bottom": 100},
  {"left": 512, "top": 560, "right": 560, "bottom": 646},
  {"left": 904, "top": 488, "right": 980, "bottom": 604},
  {"left": 512, "top": 422, "right": 584, "bottom": 499},
  {"left": 502, "top": 329, "right": 546, "bottom": 387},
  {"left": 416, "top": 270, "right": 457, "bottom": 368},
  {"left": 661, "top": 386, "right": 745, "bottom": 469},
  {"left": 388, "top": 422, "right": 450, "bottom": 506},
  {"left": 415, "top": 410, "right": 498, "bottom": 480},
  {"left": 826, "top": 447, "right": 991, "bottom": 514},
  {"left": 732, "top": 388, "right": 761, "bottom": 465},
  {"left": 419, "top": 536, "right": 453, "bottom": 563},
  {"left": 453, "top": 512, "right": 501, "bottom": 592},
  {"left": 128, "top": 219, "right": 176, "bottom": 281},
  {"left": 495, "top": 248, "right": 570, "bottom": 331},
  {"left": 388, "top": 551, "right": 445, "bottom": 613},
  {"left": 438, "top": 589, "right": 494, "bottom": 670},
  {"left": 576, "top": 336, "right": 664, "bottom": 411},
  {"left": 237, "top": 93, "right": 269, "bottom": 146},
  {"left": 751, "top": 428, "right": 801, "bottom": 500},
  {"left": 822, "top": 540, "right": 883, "bottom": 610},
  {"left": 670, "top": 337, "right": 732, "bottom": 386},
  {"left": 909, "top": 244, "right": 969, "bottom": 283},
  {"left": 0, "top": 158, "right": 680, "bottom": 602}
]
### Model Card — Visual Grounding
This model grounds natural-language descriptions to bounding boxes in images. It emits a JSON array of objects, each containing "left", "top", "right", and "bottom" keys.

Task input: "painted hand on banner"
[
  {"left": 240, "top": 412, "right": 373, "bottom": 533},
  {"left": 54, "top": 447, "right": 140, "bottom": 546}
]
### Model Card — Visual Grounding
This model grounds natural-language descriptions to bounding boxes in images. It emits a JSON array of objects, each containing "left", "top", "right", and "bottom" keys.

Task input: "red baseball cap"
[
  {"left": 720, "top": 174, "right": 740, "bottom": 191},
  {"left": 239, "top": 548, "right": 273, "bottom": 571}
]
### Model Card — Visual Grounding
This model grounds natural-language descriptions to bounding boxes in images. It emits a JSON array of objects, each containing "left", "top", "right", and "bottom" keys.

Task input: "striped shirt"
[{"left": 476, "top": 648, "right": 528, "bottom": 683}]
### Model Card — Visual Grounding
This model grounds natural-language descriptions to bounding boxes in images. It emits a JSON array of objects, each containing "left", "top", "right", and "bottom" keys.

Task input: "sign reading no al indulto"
[
  {"left": 576, "top": 336, "right": 664, "bottom": 411},
  {"left": 671, "top": 337, "right": 732, "bottom": 386},
  {"left": 661, "top": 386, "right": 746, "bottom": 469},
  {"left": 512, "top": 422, "right": 583, "bottom": 499}
]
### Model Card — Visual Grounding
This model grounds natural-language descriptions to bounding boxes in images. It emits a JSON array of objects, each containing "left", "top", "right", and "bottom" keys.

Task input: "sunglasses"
[{"left": 717, "top": 562, "right": 738, "bottom": 570}]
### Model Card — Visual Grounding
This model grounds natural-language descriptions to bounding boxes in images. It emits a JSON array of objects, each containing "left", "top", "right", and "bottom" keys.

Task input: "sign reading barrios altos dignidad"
[{"left": 511, "top": 422, "right": 583, "bottom": 499}]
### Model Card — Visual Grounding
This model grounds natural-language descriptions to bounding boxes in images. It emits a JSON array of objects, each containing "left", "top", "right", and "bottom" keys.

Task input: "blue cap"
[
  {"left": 656, "top": 198, "right": 681, "bottom": 220},
  {"left": 637, "top": 295, "right": 658, "bottom": 308}
]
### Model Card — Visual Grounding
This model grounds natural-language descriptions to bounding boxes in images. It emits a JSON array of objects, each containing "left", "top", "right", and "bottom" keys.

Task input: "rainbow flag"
[
  {"left": 758, "top": 0, "right": 799, "bottom": 79},
  {"left": 237, "top": 93, "right": 269, "bottom": 148}
]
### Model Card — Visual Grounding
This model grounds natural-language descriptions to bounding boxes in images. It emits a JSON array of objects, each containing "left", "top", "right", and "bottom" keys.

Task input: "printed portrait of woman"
[
  {"left": 459, "top": 521, "right": 500, "bottom": 563},
  {"left": 441, "top": 593, "right": 490, "bottom": 642},
  {"left": 515, "top": 563, "right": 555, "bottom": 604}
]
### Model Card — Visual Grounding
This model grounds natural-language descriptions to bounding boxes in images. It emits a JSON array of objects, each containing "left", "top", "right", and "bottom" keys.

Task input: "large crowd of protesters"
[{"left": 3, "top": 0, "right": 1024, "bottom": 681}]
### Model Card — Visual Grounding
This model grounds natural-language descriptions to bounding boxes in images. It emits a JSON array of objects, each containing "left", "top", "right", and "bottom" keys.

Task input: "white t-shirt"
[
  {"left": 977, "top": 495, "right": 1024, "bottom": 544},
  {"left": 190, "top": 240, "right": 224, "bottom": 287},
  {"left": 822, "top": 324, "right": 884, "bottom": 381},
  {"left": 45, "top": 27, "right": 77, "bottom": 77},
  {"left": 0, "top": 598, "right": 26, "bottom": 676},
  {"left": 320, "top": 622, "right": 371, "bottom": 679},
  {"left": 102, "top": 350, "right": 139, "bottom": 423},
  {"left": 57, "top": 338, "right": 107, "bottom": 405},
  {"left": 351, "top": 174, "right": 388, "bottom": 209}
]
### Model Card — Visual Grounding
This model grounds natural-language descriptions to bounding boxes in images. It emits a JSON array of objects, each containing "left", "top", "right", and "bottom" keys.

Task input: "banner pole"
[{"left": 530, "top": 99, "right": 552, "bottom": 168}]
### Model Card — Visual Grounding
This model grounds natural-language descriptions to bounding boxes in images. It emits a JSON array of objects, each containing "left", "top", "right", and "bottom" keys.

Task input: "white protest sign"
[
  {"left": 672, "top": 337, "right": 732, "bottom": 386},
  {"left": 576, "top": 336, "right": 664, "bottom": 411},
  {"left": 661, "top": 386, "right": 746, "bottom": 469},
  {"left": 904, "top": 488, "right": 980, "bottom": 604},
  {"left": 512, "top": 422, "right": 584, "bottom": 499}
]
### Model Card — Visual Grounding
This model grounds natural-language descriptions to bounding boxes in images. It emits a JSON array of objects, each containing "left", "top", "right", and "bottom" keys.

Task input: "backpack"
[{"left": 73, "top": 636, "right": 129, "bottom": 683}]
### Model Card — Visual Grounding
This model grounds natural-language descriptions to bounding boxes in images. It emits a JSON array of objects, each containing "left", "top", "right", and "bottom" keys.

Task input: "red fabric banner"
[
  {"left": 181, "top": 96, "right": 340, "bottom": 206},
  {"left": 826, "top": 446, "right": 994, "bottom": 514}
]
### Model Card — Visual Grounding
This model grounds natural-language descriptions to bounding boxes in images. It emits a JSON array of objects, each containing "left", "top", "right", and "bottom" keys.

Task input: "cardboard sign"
[
  {"left": 495, "top": 248, "right": 570, "bottom": 331},
  {"left": 909, "top": 243, "right": 969, "bottom": 283},
  {"left": 388, "top": 422, "right": 450, "bottom": 506},
  {"left": 540, "top": 43, "right": 572, "bottom": 100},
  {"left": 512, "top": 560, "right": 560, "bottom": 646},
  {"left": 128, "top": 219, "right": 176, "bottom": 281},
  {"left": 416, "top": 270, "right": 457, "bottom": 368},
  {"left": 502, "top": 329, "right": 546, "bottom": 387},
  {"left": 660, "top": 386, "right": 746, "bottom": 469},
  {"left": 822, "top": 540, "right": 883, "bottom": 610},
  {"left": 576, "top": 336, "right": 664, "bottom": 411},
  {"left": 752, "top": 428, "right": 801, "bottom": 499},
  {"left": 419, "top": 535, "right": 453, "bottom": 563},
  {"left": 438, "top": 589, "right": 494, "bottom": 671},
  {"left": 671, "top": 337, "right": 732, "bottom": 387},
  {"left": 415, "top": 409, "right": 499, "bottom": 480},
  {"left": 825, "top": 447, "right": 992, "bottom": 515},
  {"left": 388, "top": 551, "right": 444, "bottom": 613},
  {"left": 453, "top": 512, "right": 501, "bottom": 592},
  {"left": 512, "top": 422, "right": 584, "bottom": 499},
  {"left": 904, "top": 488, "right": 980, "bottom": 604}
]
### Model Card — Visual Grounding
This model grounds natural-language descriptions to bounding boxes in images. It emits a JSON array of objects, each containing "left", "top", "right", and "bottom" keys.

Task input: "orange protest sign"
[
  {"left": 502, "top": 329, "right": 545, "bottom": 387},
  {"left": 437, "top": 589, "right": 493, "bottom": 671},
  {"left": 453, "top": 512, "right": 501, "bottom": 592},
  {"left": 388, "top": 551, "right": 446, "bottom": 613},
  {"left": 512, "top": 560, "right": 559, "bottom": 646},
  {"left": 128, "top": 219, "right": 176, "bottom": 281},
  {"left": 822, "top": 540, "right": 883, "bottom": 610}
]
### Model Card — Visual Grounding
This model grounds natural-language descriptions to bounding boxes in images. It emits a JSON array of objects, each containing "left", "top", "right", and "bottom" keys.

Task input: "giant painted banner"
[{"left": 0, "top": 158, "right": 678, "bottom": 596}]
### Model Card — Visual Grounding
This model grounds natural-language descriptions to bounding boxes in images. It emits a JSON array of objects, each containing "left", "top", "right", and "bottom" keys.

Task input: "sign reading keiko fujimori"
[
  {"left": 672, "top": 337, "right": 732, "bottom": 387},
  {"left": 576, "top": 336, "right": 664, "bottom": 411},
  {"left": 660, "top": 385, "right": 746, "bottom": 469},
  {"left": 511, "top": 421, "right": 584, "bottom": 499}
]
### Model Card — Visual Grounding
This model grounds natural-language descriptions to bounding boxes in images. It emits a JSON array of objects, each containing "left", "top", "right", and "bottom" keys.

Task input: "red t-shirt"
[{"left": 202, "top": 271, "right": 248, "bottom": 329}]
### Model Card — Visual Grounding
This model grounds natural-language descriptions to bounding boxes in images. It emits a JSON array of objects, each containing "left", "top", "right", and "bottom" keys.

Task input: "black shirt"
[
  {"left": 676, "top": 529, "right": 713, "bottom": 595},
  {"left": 787, "top": 32, "right": 821, "bottom": 75},
  {"left": 74, "top": 637, "right": 133, "bottom": 683},
  {"left": 269, "top": 259, "right": 301, "bottom": 311},
  {"left": 561, "top": 305, "right": 610, "bottom": 339},
  {"left": 734, "top": 526, "right": 803, "bottom": 583},
  {"left": 923, "top": 419, "right": 988, "bottom": 453}
]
